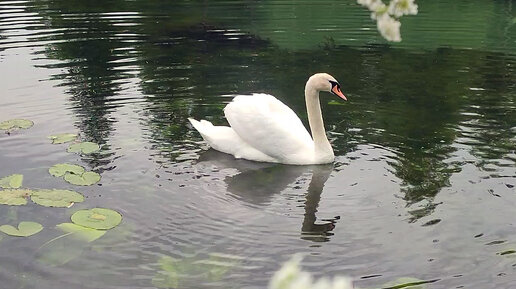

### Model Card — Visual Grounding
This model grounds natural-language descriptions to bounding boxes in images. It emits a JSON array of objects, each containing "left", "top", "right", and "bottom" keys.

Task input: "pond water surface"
[{"left": 1, "top": 0, "right": 516, "bottom": 288}]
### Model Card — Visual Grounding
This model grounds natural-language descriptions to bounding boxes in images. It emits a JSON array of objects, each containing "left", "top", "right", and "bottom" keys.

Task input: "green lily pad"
[
  {"left": 64, "top": 171, "right": 101, "bottom": 186},
  {"left": 0, "top": 221, "right": 43, "bottom": 237},
  {"left": 49, "top": 163, "right": 85, "bottom": 177},
  {"left": 31, "top": 189, "right": 84, "bottom": 207},
  {"left": 0, "top": 189, "right": 32, "bottom": 205},
  {"left": 0, "top": 174, "right": 23, "bottom": 189},
  {"left": 0, "top": 119, "right": 34, "bottom": 131},
  {"left": 48, "top": 133, "right": 77, "bottom": 144},
  {"left": 71, "top": 208, "right": 122, "bottom": 230},
  {"left": 48, "top": 164, "right": 100, "bottom": 186},
  {"left": 67, "top": 142, "right": 100, "bottom": 154},
  {"left": 56, "top": 223, "right": 106, "bottom": 242}
]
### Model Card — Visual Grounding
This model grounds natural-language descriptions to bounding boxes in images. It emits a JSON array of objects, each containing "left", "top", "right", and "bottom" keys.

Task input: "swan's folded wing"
[{"left": 224, "top": 93, "right": 313, "bottom": 161}]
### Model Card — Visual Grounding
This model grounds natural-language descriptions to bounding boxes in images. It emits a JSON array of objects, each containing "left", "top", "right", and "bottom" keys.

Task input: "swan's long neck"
[{"left": 305, "top": 85, "right": 334, "bottom": 161}]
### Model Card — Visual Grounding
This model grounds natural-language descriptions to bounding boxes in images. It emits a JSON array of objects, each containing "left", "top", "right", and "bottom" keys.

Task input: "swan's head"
[{"left": 306, "top": 73, "right": 347, "bottom": 101}]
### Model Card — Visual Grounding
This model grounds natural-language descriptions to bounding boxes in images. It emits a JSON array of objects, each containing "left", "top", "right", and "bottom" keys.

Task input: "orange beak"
[{"left": 332, "top": 85, "right": 347, "bottom": 101}]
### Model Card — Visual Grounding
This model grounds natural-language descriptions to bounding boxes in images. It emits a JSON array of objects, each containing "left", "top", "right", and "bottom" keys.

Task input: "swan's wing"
[{"left": 224, "top": 93, "right": 313, "bottom": 161}]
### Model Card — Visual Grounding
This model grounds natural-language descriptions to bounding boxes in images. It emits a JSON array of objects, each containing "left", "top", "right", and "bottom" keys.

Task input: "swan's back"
[{"left": 224, "top": 93, "right": 313, "bottom": 163}]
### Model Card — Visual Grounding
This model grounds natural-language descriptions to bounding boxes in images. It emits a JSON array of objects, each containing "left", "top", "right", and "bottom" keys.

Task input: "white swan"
[{"left": 188, "top": 73, "right": 347, "bottom": 165}]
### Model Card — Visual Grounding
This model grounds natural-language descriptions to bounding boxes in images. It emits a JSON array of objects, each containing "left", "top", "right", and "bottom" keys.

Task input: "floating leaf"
[
  {"left": 67, "top": 142, "right": 100, "bottom": 154},
  {"left": 71, "top": 208, "right": 122, "bottom": 230},
  {"left": 31, "top": 189, "right": 84, "bottom": 207},
  {"left": 0, "top": 174, "right": 23, "bottom": 189},
  {"left": 56, "top": 223, "right": 106, "bottom": 242},
  {"left": 48, "top": 164, "right": 100, "bottom": 186},
  {"left": 384, "top": 277, "right": 429, "bottom": 289},
  {"left": 63, "top": 171, "right": 101, "bottom": 186},
  {"left": 49, "top": 163, "right": 85, "bottom": 177},
  {"left": 499, "top": 250, "right": 516, "bottom": 256},
  {"left": 0, "top": 221, "right": 43, "bottom": 237},
  {"left": 0, "top": 189, "right": 32, "bottom": 205},
  {"left": 48, "top": 133, "right": 77, "bottom": 144},
  {"left": 0, "top": 119, "right": 33, "bottom": 131}
]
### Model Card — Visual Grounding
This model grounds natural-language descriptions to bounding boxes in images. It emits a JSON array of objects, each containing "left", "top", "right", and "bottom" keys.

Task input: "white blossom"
[
  {"left": 357, "top": 0, "right": 417, "bottom": 42},
  {"left": 376, "top": 14, "right": 402, "bottom": 42},
  {"left": 269, "top": 256, "right": 354, "bottom": 289},
  {"left": 388, "top": 0, "right": 418, "bottom": 17},
  {"left": 357, "top": 0, "right": 387, "bottom": 18}
]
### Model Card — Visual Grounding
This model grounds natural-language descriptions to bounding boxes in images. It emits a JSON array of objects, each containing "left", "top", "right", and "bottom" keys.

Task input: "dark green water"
[{"left": 0, "top": 0, "right": 515, "bottom": 288}]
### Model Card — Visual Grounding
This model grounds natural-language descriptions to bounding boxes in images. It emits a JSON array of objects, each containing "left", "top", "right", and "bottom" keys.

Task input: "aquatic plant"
[
  {"left": 0, "top": 174, "right": 23, "bottom": 189},
  {"left": 152, "top": 253, "right": 240, "bottom": 288},
  {"left": 31, "top": 189, "right": 84, "bottom": 207},
  {"left": 0, "top": 189, "right": 32, "bottom": 205},
  {"left": 0, "top": 221, "right": 43, "bottom": 237},
  {"left": 67, "top": 141, "right": 101, "bottom": 154},
  {"left": 48, "top": 133, "right": 78, "bottom": 144},
  {"left": 48, "top": 163, "right": 101, "bottom": 186},
  {"left": 71, "top": 208, "right": 122, "bottom": 230},
  {"left": 0, "top": 119, "right": 33, "bottom": 131}
]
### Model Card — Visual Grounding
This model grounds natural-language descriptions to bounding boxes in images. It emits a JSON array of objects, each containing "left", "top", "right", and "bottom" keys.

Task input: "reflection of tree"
[
  {"left": 28, "top": 0, "right": 130, "bottom": 146},
  {"left": 460, "top": 53, "right": 516, "bottom": 166}
]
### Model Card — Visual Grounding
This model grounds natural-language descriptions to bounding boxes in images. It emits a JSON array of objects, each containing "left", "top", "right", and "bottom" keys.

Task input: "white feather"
[{"left": 189, "top": 73, "right": 345, "bottom": 164}]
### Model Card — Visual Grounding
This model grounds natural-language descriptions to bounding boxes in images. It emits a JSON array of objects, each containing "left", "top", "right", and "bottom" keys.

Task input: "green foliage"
[
  {"left": 48, "top": 133, "right": 77, "bottom": 144},
  {"left": 56, "top": 223, "right": 106, "bottom": 242},
  {"left": 31, "top": 189, "right": 84, "bottom": 207},
  {"left": 0, "top": 119, "right": 33, "bottom": 131},
  {"left": 0, "top": 189, "right": 32, "bottom": 205},
  {"left": 0, "top": 221, "right": 43, "bottom": 237},
  {"left": 152, "top": 254, "right": 240, "bottom": 288},
  {"left": 71, "top": 208, "right": 122, "bottom": 230},
  {"left": 0, "top": 174, "right": 23, "bottom": 189},
  {"left": 64, "top": 171, "right": 101, "bottom": 186},
  {"left": 48, "top": 163, "right": 101, "bottom": 186},
  {"left": 49, "top": 164, "right": 84, "bottom": 177},
  {"left": 67, "top": 142, "right": 101, "bottom": 154}
]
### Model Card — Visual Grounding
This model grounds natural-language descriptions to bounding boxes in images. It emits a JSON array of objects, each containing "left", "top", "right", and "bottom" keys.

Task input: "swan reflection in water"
[{"left": 197, "top": 150, "right": 339, "bottom": 242}]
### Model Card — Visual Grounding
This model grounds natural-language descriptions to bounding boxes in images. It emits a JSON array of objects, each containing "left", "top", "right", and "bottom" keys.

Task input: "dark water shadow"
[{"left": 197, "top": 149, "right": 338, "bottom": 242}]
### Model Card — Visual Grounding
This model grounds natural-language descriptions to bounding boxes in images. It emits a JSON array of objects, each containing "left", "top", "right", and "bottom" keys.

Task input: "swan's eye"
[{"left": 329, "top": 80, "right": 340, "bottom": 91}]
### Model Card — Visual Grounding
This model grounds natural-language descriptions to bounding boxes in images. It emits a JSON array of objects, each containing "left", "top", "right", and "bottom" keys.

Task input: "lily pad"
[
  {"left": 0, "top": 221, "right": 43, "bottom": 237},
  {"left": 67, "top": 142, "right": 100, "bottom": 154},
  {"left": 0, "top": 174, "right": 23, "bottom": 189},
  {"left": 48, "top": 133, "right": 77, "bottom": 144},
  {"left": 49, "top": 163, "right": 85, "bottom": 177},
  {"left": 0, "top": 189, "right": 32, "bottom": 205},
  {"left": 56, "top": 223, "right": 106, "bottom": 242},
  {"left": 0, "top": 119, "right": 33, "bottom": 131},
  {"left": 63, "top": 171, "right": 101, "bottom": 186},
  {"left": 71, "top": 208, "right": 122, "bottom": 230},
  {"left": 48, "top": 164, "right": 100, "bottom": 186},
  {"left": 31, "top": 189, "right": 84, "bottom": 207}
]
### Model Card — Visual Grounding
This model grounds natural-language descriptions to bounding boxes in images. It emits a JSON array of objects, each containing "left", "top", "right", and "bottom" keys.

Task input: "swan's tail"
[{"left": 188, "top": 118, "right": 214, "bottom": 140}]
